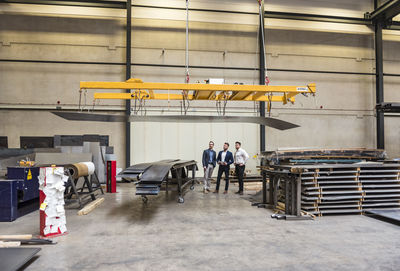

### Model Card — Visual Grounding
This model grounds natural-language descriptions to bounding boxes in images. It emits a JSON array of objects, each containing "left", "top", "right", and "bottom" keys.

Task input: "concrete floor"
[{"left": 1, "top": 183, "right": 400, "bottom": 271}]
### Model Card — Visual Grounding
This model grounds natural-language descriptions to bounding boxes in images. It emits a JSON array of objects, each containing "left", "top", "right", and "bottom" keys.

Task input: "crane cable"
[
  {"left": 181, "top": 0, "right": 190, "bottom": 115},
  {"left": 258, "top": 0, "right": 269, "bottom": 86},
  {"left": 258, "top": 0, "right": 272, "bottom": 117},
  {"left": 185, "top": 0, "right": 190, "bottom": 83}
]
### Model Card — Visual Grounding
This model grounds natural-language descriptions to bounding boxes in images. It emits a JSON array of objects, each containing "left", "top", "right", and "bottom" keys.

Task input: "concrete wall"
[{"left": 1, "top": 0, "right": 400, "bottom": 173}]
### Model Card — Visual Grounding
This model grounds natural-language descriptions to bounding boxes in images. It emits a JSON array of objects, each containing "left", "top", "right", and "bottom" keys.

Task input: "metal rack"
[{"left": 260, "top": 163, "right": 400, "bottom": 217}]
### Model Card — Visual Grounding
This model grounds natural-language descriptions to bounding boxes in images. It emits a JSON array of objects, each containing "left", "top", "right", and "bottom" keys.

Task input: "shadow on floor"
[
  {"left": 241, "top": 190, "right": 263, "bottom": 204},
  {"left": 106, "top": 187, "right": 189, "bottom": 224}
]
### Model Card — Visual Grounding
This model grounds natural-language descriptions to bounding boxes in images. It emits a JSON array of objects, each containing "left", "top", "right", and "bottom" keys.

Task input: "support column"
[
  {"left": 375, "top": 21, "right": 384, "bottom": 149},
  {"left": 374, "top": 0, "right": 379, "bottom": 10},
  {"left": 125, "top": 0, "right": 132, "bottom": 167},
  {"left": 259, "top": 0, "right": 266, "bottom": 152}
]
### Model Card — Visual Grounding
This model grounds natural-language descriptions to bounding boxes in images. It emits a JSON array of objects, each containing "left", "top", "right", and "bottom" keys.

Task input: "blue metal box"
[{"left": 0, "top": 167, "right": 40, "bottom": 222}]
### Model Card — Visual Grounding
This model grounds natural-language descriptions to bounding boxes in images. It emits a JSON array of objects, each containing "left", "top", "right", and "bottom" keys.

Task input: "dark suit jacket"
[
  {"left": 202, "top": 149, "right": 217, "bottom": 168},
  {"left": 217, "top": 151, "right": 234, "bottom": 166}
]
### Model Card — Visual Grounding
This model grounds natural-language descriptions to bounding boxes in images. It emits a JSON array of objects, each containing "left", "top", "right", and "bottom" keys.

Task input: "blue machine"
[{"left": 0, "top": 167, "right": 40, "bottom": 222}]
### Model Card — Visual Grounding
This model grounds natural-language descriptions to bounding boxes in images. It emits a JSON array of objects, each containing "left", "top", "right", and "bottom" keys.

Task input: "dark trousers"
[
  {"left": 216, "top": 165, "right": 230, "bottom": 191},
  {"left": 235, "top": 165, "right": 245, "bottom": 192}
]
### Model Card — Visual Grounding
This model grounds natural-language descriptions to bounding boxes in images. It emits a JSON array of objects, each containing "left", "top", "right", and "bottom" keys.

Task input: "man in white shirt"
[{"left": 234, "top": 141, "right": 249, "bottom": 195}]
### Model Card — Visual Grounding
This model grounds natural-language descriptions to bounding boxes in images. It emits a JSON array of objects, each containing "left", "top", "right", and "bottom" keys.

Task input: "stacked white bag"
[{"left": 38, "top": 167, "right": 68, "bottom": 236}]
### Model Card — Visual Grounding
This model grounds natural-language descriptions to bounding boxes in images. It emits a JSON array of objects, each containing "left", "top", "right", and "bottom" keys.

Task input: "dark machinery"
[
  {"left": 0, "top": 167, "right": 39, "bottom": 222},
  {"left": 119, "top": 159, "right": 198, "bottom": 203}
]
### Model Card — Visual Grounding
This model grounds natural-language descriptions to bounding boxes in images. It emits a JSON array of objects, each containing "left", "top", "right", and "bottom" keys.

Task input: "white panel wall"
[{"left": 131, "top": 111, "right": 259, "bottom": 174}]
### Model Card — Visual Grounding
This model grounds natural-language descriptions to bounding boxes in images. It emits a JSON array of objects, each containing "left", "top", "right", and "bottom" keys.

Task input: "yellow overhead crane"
[
  {"left": 80, "top": 78, "right": 316, "bottom": 106},
  {"left": 52, "top": 78, "right": 316, "bottom": 129}
]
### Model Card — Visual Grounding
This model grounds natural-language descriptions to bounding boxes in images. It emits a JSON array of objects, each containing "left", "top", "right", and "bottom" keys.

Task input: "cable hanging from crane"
[
  {"left": 181, "top": 0, "right": 191, "bottom": 115},
  {"left": 258, "top": 0, "right": 269, "bottom": 86},
  {"left": 78, "top": 88, "right": 89, "bottom": 112}
]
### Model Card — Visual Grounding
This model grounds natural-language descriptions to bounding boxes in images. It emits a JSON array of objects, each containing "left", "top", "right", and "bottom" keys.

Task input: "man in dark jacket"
[
  {"left": 202, "top": 141, "right": 216, "bottom": 193},
  {"left": 213, "top": 142, "right": 234, "bottom": 194}
]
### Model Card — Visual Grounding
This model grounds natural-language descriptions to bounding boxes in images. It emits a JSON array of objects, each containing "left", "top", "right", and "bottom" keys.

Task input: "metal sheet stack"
[
  {"left": 300, "top": 163, "right": 400, "bottom": 216},
  {"left": 260, "top": 148, "right": 400, "bottom": 216}
]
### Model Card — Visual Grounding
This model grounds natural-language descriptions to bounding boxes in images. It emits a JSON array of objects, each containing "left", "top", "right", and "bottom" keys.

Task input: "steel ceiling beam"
[
  {"left": 0, "top": 0, "right": 126, "bottom": 9},
  {"left": 377, "top": 102, "right": 400, "bottom": 113},
  {"left": 265, "top": 11, "right": 370, "bottom": 25},
  {"left": 0, "top": 0, "right": 257, "bottom": 14},
  {"left": 367, "top": 0, "right": 400, "bottom": 23},
  {"left": 0, "top": 58, "right": 386, "bottom": 76},
  {"left": 3, "top": 0, "right": 400, "bottom": 32}
]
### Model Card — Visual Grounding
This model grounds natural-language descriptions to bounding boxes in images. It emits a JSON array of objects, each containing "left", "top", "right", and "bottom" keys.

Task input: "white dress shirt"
[
  {"left": 234, "top": 148, "right": 249, "bottom": 165},
  {"left": 221, "top": 151, "right": 227, "bottom": 162}
]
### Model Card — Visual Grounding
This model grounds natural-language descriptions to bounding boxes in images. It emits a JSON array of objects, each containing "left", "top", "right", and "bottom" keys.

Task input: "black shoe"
[
  {"left": 235, "top": 191, "right": 241, "bottom": 194},
  {"left": 239, "top": 191, "right": 244, "bottom": 195}
]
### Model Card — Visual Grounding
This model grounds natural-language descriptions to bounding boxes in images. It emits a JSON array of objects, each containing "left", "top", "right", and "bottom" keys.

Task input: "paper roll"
[
  {"left": 81, "top": 162, "right": 95, "bottom": 175},
  {"left": 67, "top": 162, "right": 95, "bottom": 178}
]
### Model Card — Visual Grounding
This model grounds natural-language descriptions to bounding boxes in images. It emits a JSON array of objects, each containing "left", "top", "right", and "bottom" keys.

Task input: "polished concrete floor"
[{"left": 1, "top": 183, "right": 399, "bottom": 271}]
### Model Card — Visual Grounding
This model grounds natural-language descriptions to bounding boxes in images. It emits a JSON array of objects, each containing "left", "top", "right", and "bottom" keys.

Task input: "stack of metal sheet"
[
  {"left": 299, "top": 163, "right": 400, "bottom": 216},
  {"left": 259, "top": 149, "right": 400, "bottom": 217},
  {"left": 261, "top": 148, "right": 387, "bottom": 166}
]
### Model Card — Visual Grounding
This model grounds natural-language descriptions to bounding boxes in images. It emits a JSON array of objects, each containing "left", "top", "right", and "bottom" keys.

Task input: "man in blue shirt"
[
  {"left": 202, "top": 141, "right": 216, "bottom": 194},
  {"left": 214, "top": 142, "right": 234, "bottom": 194}
]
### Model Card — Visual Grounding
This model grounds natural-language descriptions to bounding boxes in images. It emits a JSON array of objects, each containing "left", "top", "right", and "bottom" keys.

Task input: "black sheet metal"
[
  {"left": 118, "top": 173, "right": 140, "bottom": 179},
  {"left": 363, "top": 202, "right": 400, "bottom": 208},
  {"left": 365, "top": 209, "right": 400, "bottom": 225},
  {"left": 118, "top": 160, "right": 182, "bottom": 180},
  {"left": 0, "top": 248, "right": 41, "bottom": 271},
  {"left": 51, "top": 112, "right": 299, "bottom": 130},
  {"left": 121, "top": 162, "right": 154, "bottom": 173},
  {"left": 119, "top": 159, "right": 197, "bottom": 196},
  {"left": 135, "top": 184, "right": 160, "bottom": 195},
  {"left": 139, "top": 163, "right": 175, "bottom": 184}
]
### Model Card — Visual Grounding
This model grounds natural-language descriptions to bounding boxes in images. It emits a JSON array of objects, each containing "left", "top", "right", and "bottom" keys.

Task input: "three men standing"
[
  {"left": 203, "top": 140, "right": 249, "bottom": 195},
  {"left": 234, "top": 141, "right": 249, "bottom": 195},
  {"left": 202, "top": 141, "right": 216, "bottom": 194},
  {"left": 214, "top": 143, "right": 234, "bottom": 194}
]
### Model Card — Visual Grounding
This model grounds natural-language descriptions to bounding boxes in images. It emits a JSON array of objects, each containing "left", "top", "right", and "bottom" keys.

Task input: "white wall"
[{"left": 131, "top": 111, "right": 260, "bottom": 174}]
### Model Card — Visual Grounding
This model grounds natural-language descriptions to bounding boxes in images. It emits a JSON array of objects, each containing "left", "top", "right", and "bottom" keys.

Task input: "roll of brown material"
[{"left": 67, "top": 163, "right": 89, "bottom": 179}]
